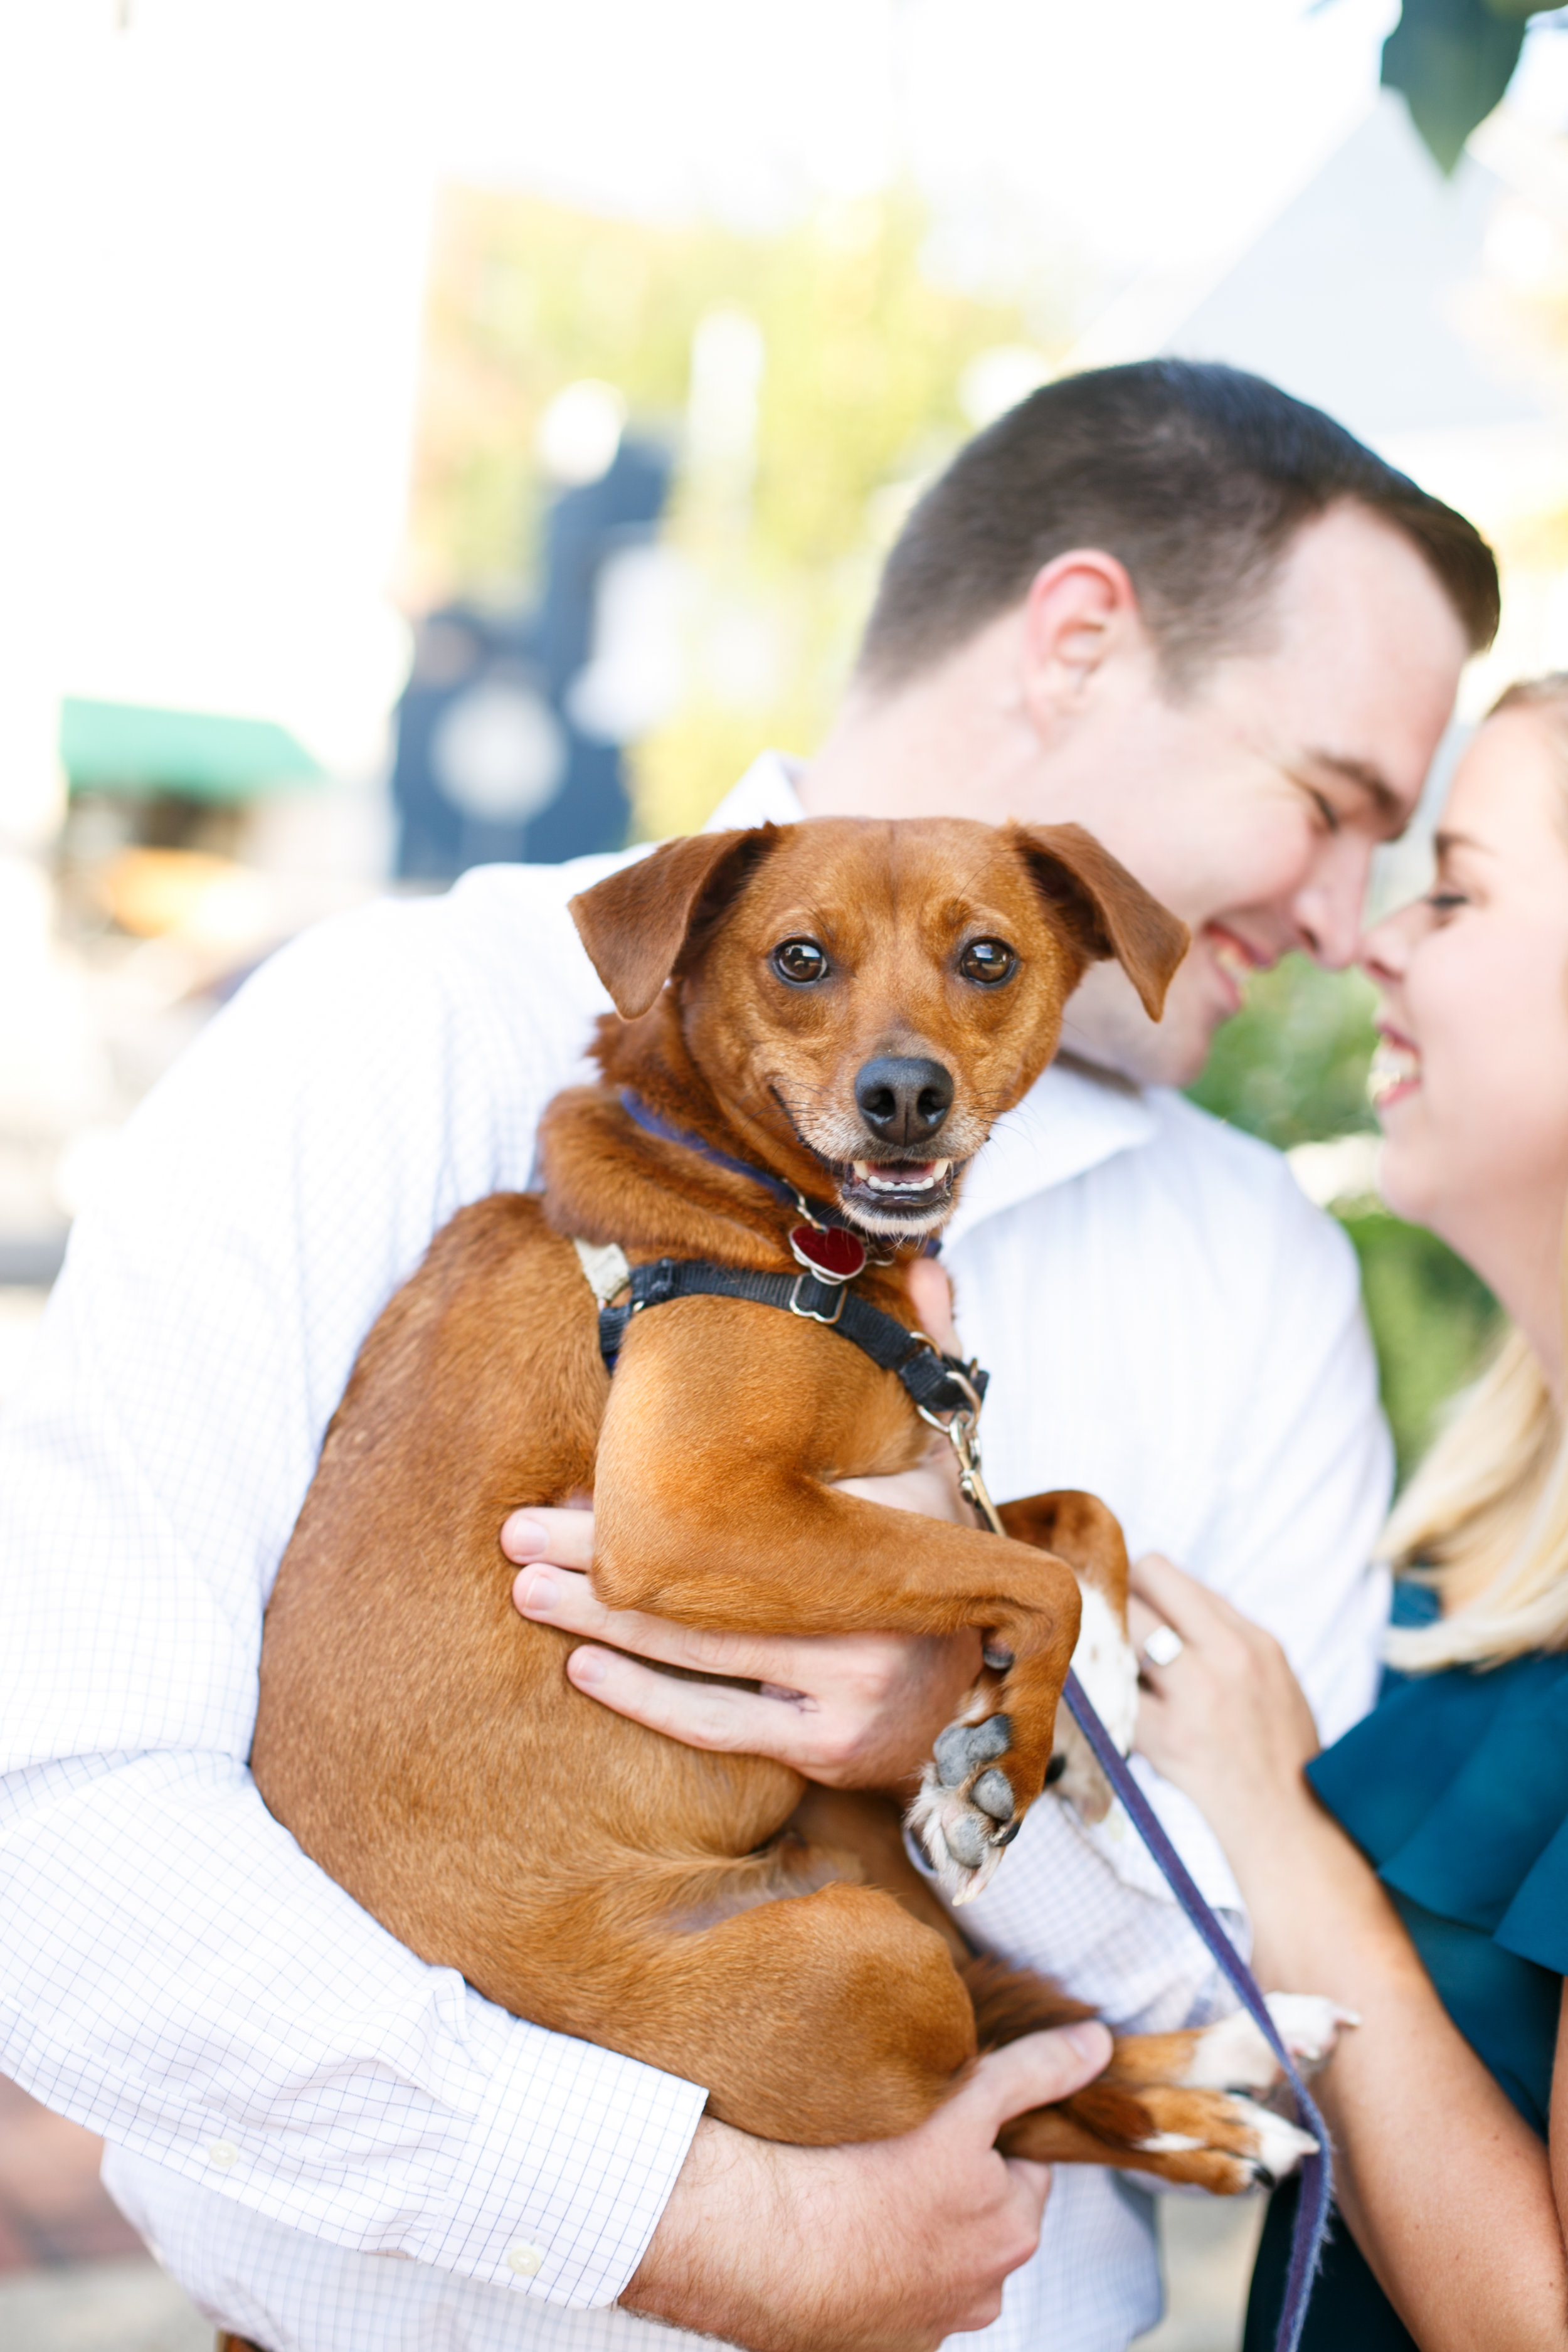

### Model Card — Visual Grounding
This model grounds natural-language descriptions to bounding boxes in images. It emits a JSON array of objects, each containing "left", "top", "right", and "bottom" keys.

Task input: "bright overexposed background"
[{"left": 6, "top": 5, "right": 1568, "bottom": 2340}]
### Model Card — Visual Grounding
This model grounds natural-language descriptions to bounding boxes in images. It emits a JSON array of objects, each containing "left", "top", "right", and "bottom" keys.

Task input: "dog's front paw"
[
  {"left": 1263, "top": 1992, "right": 1360, "bottom": 2074},
  {"left": 908, "top": 1713, "right": 1020, "bottom": 1904},
  {"left": 1182, "top": 1994, "right": 1358, "bottom": 2097}
]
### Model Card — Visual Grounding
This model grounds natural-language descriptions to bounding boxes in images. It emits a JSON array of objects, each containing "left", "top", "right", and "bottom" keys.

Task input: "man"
[{"left": 0, "top": 363, "right": 1495, "bottom": 2352}]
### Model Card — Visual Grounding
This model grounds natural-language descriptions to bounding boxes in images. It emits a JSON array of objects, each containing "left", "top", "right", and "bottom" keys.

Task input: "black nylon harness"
[
  {"left": 590, "top": 1092, "right": 989, "bottom": 1422},
  {"left": 596, "top": 1253, "right": 990, "bottom": 1422}
]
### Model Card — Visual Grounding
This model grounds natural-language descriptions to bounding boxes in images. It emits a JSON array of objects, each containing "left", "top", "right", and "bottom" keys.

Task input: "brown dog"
[{"left": 251, "top": 816, "right": 1324, "bottom": 2188}]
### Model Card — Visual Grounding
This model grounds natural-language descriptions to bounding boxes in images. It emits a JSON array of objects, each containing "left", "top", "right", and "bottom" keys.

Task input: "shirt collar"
[
  {"left": 704, "top": 750, "right": 807, "bottom": 831},
  {"left": 700, "top": 750, "right": 1158, "bottom": 1228},
  {"left": 943, "top": 1061, "right": 1156, "bottom": 1241}
]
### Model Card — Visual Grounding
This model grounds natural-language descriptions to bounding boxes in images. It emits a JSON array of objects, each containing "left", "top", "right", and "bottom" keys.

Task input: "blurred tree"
[
  {"left": 1341, "top": 1207, "right": 1501, "bottom": 1478},
  {"left": 1189, "top": 956, "right": 1500, "bottom": 1476},
  {"left": 1375, "top": 0, "right": 1565, "bottom": 175},
  {"left": 1187, "top": 952, "right": 1380, "bottom": 1152},
  {"left": 405, "top": 186, "right": 1057, "bottom": 838}
]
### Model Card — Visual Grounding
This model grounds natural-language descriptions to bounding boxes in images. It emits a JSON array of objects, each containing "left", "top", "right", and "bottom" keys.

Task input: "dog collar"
[
  {"left": 573, "top": 1237, "right": 989, "bottom": 1426},
  {"left": 620, "top": 1089, "right": 841, "bottom": 1225},
  {"left": 618, "top": 1089, "right": 941, "bottom": 1270}
]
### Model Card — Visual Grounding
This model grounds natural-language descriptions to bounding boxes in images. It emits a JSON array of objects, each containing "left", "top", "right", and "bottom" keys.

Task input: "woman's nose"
[{"left": 1358, "top": 903, "right": 1414, "bottom": 985}]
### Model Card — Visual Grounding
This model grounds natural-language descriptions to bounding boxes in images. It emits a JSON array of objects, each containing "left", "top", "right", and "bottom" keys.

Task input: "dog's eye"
[
  {"left": 958, "top": 938, "right": 1017, "bottom": 986},
  {"left": 772, "top": 938, "right": 829, "bottom": 985}
]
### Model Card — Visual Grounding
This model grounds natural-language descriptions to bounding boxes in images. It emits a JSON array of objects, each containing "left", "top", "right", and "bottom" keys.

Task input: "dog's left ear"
[
  {"left": 1008, "top": 823, "right": 1189, "bottom": 1020},
  {"left": 570, "top": 826, "right": 782, "bottom": 1019}
]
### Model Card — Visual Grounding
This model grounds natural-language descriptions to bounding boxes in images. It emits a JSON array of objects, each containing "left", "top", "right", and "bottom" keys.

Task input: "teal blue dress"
[{"left": 1244, "top": 1585, "right": 1568, "bottom": 2350}]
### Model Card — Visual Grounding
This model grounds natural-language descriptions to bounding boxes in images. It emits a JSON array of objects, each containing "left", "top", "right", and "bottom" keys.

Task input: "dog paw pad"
[
  {"left": 933, "top": 1715, "right": 1012, "bottom": 1787},
  {"left": 971, "top": 1768, "right": 1014, "bottom": 1821},
  {"left": 910, "top": 1715, "right": 1020, "bottom": 1902}
]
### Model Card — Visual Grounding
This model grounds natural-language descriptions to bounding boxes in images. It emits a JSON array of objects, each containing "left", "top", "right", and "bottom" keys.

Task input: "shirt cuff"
[{"left": 405, "top": 2001, "right": 709, "bottom": 2306}]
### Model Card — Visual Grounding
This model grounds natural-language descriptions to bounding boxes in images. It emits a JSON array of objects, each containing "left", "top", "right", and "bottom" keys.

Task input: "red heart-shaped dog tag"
[{"left": 790, "top": 1223, "right": 866, "bottom": 1283}]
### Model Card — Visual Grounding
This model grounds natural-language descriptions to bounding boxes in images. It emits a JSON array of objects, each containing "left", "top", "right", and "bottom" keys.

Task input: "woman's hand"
[{"left": 1130, "top": 1551, "right": 1321, "bottom": 1858}]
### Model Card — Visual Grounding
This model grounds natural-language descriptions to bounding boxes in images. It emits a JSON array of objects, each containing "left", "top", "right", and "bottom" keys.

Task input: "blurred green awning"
[{"left": 60, "top": 697, "right": 327, "bottom": 802}]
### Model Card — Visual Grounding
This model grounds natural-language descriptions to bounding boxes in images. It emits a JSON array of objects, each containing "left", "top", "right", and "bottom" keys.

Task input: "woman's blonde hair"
[{"left": 1383, "top": 674, "right": 1568, "bottom": 1672}]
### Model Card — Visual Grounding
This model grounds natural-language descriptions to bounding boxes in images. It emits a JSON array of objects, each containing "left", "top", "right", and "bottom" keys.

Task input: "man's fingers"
[
  {"left": 515, "top": 1563, "right": 825, "bottom": 1688},
  {"left": 565, "top": 1643, "right": 794, "bottom": 1753},
  {"left": 502, "top": 1506, "right": 596, "bottom": 1571},
  {"left": 905, "top": 1258, "right": 959, "bottom": 1353},
  {"left": 1001, "top": 2156, "right": 1054, "bottom": 2226},
  {"left": 514, "top": 1564, "right": 734, "bottom": 1670},
  {"left": 964, "top": 2023, "right": 1112, "bottom": 2134}
]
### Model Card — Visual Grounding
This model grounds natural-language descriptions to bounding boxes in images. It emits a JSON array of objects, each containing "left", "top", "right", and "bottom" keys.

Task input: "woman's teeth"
[
  {"left": 1367, "top": 1039, "right": 1420, "bottom": 1106},
  {"left": 852, "top": 1160, "right": 952, "bottom": 1193}
]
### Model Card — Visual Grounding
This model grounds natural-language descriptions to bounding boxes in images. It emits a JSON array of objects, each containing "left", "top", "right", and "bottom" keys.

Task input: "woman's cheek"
[{"left": 1375, "top": 967, "right": 1488, "bottom": 1227}]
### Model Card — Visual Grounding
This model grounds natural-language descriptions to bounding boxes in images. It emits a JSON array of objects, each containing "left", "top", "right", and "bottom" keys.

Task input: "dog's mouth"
[
  {"left": 837, "top": 1156, "right": 960, "bottom": 1231},
  {"left": 769, "top": 1089, "right": 972, "bottom": 1235}
]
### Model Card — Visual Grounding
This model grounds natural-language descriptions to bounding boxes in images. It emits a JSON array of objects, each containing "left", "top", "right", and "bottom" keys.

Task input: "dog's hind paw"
[
  {"left": 1136, "top": 2095, "right": 1318, "bottom": 2190},
  {"left": 908, "top": 1714, "right": 1019, "bottom": 1904}
]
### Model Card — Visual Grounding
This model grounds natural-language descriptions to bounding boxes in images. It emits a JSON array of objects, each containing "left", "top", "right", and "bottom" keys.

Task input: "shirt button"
[
  {"left": 208, "top": 2141, "right": 240, "bottom": 2169},
  {"left": 505, "top": 2242, "right": 544, "bottom": 2277}
]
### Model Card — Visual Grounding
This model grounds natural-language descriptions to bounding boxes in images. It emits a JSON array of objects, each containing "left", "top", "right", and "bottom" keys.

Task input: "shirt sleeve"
[
  {"left": 0, "top": 886, "right": 706, "bottom": 2307},
  {"left": 1188, "top": 1172, "right": 1393, "bottom": 1744}
]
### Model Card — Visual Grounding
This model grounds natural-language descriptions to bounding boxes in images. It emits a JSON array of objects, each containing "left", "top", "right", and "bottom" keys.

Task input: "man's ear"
[
  {"left": 1009, "top": 822, "right": 1189, "bottom": 1020},
  {"left": 569, "top": 827, "right": 781, "bottom": 1019}
]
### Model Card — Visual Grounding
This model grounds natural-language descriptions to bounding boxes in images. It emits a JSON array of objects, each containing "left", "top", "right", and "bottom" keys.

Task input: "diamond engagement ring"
[{"left": 1142, "top": 1624, "right": 1184, "bottom": 1668}]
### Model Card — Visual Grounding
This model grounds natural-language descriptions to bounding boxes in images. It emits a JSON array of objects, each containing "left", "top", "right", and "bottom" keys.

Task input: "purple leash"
[{"left": 1061, "top": 1671, "right": 1330, "bottom": 2352}]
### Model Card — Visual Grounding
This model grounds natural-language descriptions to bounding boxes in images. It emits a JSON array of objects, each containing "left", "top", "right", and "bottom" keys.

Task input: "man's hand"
[
  {"left": 622, "top": 2021, "right": 1111, "bottom": 2352},
  {"left": 506, "top": 1485, "right": 981, "bottom": 1788}
]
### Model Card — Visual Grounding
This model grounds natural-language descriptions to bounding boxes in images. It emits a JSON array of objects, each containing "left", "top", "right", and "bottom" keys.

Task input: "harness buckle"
[
  {"left": 788, "top": 1271, "right": 848, "bottom": 1327},
  {"left": 912, "top": 1352, "right": 1004, "bottom": 1537}
]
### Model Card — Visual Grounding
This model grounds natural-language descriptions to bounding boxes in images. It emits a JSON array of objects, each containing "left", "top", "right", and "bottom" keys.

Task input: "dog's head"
[{"left": 570, "top": 817, "right": 1188, "bottom": 1239}]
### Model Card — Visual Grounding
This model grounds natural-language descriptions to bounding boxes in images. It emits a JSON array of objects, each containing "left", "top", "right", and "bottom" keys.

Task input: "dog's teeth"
[{"left": 852, "top": 1158, "right": 955, "bottom": 1195}]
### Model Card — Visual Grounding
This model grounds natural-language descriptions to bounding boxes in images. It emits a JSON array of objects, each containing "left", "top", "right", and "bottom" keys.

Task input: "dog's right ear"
[{"left": 569, "top": 826, "right": 781, "bottom": 1019}]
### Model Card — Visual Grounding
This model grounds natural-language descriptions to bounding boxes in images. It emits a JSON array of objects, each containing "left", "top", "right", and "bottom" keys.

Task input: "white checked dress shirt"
[{"left": 0, "top": 756, "right": 1392, "bottom": 2352}]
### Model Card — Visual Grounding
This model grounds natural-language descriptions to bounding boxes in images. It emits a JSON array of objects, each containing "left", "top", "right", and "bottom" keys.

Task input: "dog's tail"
[{"left": 960, "top": 1952, "right": 1096, "bottom": 2050}]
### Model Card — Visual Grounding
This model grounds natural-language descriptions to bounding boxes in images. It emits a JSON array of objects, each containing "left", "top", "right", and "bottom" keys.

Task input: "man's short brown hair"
[{"left": 858, "top": 360, "right": 1499, "bottom": 691}]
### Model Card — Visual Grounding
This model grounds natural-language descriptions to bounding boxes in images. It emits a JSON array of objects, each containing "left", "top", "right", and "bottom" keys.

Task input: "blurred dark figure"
[{"left": 393, "top": 434, "right": 671, "bottom": 880}]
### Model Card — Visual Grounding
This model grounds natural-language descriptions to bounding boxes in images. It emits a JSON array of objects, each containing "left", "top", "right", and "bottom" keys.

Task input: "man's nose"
[
  {"left": 1294, "top": 840, "right": 1375, "bottom": 970},
  {"left": 854, "top": 1056, "right": 955, "bottom": 1147}
]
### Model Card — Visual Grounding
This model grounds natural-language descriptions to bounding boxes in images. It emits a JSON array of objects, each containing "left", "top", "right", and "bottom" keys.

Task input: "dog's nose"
[{"left": 854, "top": 1056, "right": 955, "bottom": 1146}]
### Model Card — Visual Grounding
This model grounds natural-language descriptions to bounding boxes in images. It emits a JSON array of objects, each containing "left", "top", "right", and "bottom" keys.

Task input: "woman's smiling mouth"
[{"left": 1368, "top": 1029, "right": 1421, "bottom": 1111}]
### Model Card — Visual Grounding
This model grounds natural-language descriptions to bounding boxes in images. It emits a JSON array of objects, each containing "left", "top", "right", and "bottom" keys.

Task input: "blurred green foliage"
[
  {"left": 1380, "top": 0, "right": 1533, "bottom": 177},
  {"left": 1187, "top": 951, "right": 1380, "bottom": 1152},
  {"left": 1340, "top": 1209, "right": 1501, "bottom": 1481},
  {"left": 1189, "top": 954, "right": 1500, "bottom": 1480}
]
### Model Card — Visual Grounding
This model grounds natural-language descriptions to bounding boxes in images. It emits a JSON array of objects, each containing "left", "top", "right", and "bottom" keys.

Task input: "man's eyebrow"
[{"left": 1299, "top": 750, "right": 1407, "bottom": 833}]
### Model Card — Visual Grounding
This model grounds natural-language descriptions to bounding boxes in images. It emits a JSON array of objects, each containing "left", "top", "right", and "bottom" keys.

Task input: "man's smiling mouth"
[{"left": 1205, "top": 924, "right": 1266, "bottom": 1011}]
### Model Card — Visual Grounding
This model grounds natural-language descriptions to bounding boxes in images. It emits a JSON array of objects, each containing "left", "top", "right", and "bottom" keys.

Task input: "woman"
[{"left": 1132, "top": 676, "right": 1568, "bottom": 2351}]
